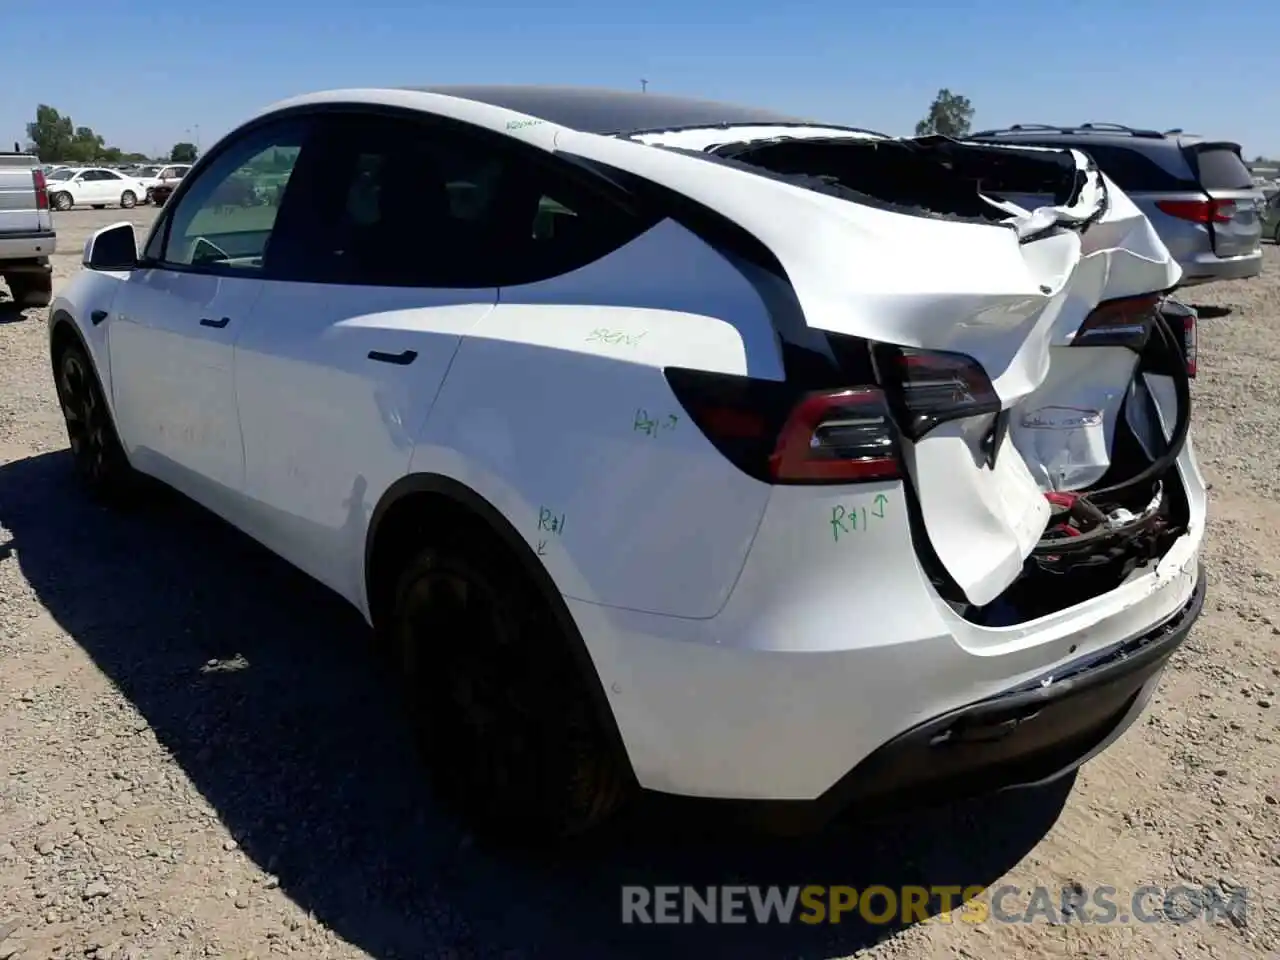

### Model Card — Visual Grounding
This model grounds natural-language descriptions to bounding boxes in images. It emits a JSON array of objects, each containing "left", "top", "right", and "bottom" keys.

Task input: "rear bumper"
[
  {"left": 806, "top": 564, "right": 1204, "bottom": 821},
  {"left": 570, "top": 438, "right": 1206, "bottom": 804},
  {"left": 0, "top": 230, "right": 56, "bottom": 263},
  {"left": 1178, "top": 249, "right": 1262, "bottom": 285}
]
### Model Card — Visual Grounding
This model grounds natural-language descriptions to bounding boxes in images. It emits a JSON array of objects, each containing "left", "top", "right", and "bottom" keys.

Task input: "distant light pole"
[{"left": 640, "top": 78, "right": 648, "bottom": 93}]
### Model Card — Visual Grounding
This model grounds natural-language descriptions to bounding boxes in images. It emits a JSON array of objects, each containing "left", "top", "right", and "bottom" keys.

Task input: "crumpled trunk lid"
[{"left": 555, "top": 129, "right": 1182, "bottom": 606}]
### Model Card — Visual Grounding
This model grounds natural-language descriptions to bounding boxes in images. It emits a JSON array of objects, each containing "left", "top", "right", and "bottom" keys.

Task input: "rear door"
[
  {"left": 78, "top": 170, "right": 111, "bottom": 204},
  {"left": 232, "top": 110, "right": 498, "bottom": 603},
  {"left": 1184, "top": 141, "right": 1263, "bottom": 258}
]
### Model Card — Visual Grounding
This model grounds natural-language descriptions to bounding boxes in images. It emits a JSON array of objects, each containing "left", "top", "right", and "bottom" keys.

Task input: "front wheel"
[
  {"left": 52, "top": 192, "right": 72, "bottom": 211},
  {"left": 391, "top": 543, "right": 629, "bottom": 843},
  {"left": 120, "top": 190, "right": 136, "bottom": 209},
  {"left": 53, "top": 340, "right": 136, "bottom": 503}
]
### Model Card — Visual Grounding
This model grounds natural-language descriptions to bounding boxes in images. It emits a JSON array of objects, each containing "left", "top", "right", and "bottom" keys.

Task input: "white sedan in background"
[{"left": 45, "top": 167, "right": 148, "bottom": 211}]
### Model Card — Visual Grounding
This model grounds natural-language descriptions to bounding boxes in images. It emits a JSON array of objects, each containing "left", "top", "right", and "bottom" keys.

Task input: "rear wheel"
[
  {"left": 4, "top": 273, "right": 51, "bottom": 309},
  {"left": 52, "top": 192, "right": 72, "bottom": 211},
  {"left": 120, "top": 190, "right": 136, "bottom": 209},
  {"left": 390, "top": 542, "right": 627, "bottom": 843},
  {"left": 53, "top": 340, "right": 136, "bottom": 503}
]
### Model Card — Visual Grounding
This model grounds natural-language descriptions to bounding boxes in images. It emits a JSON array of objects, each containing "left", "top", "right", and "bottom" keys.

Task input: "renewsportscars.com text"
[{"left": 621, "top": 884, "right": 1248, "bottom": 926}]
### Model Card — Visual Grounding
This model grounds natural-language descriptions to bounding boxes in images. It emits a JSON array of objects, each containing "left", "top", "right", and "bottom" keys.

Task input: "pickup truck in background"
[{"left": 0, "top": 151, "right": 55, "bottom": 308}]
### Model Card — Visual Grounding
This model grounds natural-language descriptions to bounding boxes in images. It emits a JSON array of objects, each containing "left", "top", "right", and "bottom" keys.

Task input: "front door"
[{"left": 107, "top": 117, "right": 316, "bottom": 522}]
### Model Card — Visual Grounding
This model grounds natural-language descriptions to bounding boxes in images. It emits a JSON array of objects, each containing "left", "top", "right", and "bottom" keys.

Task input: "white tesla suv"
[{"left": 48, "top": 85, "right": 1206, "bottom": 842}]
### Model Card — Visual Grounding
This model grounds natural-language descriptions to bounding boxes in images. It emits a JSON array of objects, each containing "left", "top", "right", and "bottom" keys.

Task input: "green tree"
[
  {"left": 65, "top": 126, "right": 106, "bottom": 163},
  {"left": 169, "top": 142, "right": 198, "bottom": 163},
  {"left": 26, "top": 104, "right": 74, "bottom": 161},
  {"left": 914, "top": 88, "right": 975, "bottom": 139},
  {"left": 24, "top": 105, "right": 127, "bottom": 162}
]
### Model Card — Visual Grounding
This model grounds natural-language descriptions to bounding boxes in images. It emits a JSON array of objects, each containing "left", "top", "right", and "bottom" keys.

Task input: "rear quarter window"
[
  {"left": 1190, "top": 147, "right": 1253, "bottom": 190},
  {"left": 1068, "top": 144, "right": 1197, "bottom": 193}
]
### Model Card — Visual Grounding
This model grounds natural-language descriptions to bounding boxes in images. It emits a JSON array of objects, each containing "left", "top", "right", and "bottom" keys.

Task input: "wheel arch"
[
  {"left": 363, "top": 471, "right": 637, "bottom": 783},
  {"left": 49, "top": 309, "right": 89, "bottom": 377}
]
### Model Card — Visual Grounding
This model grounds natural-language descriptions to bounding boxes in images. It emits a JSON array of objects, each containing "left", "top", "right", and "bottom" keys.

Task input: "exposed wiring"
[{"left": 1030, "top": 302, "right": 1192, "bottom": 558}]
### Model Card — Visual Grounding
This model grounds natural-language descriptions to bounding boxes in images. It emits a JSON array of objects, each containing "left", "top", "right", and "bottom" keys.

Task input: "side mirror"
[{"left": 83, "top": 223, "right": 139, "bottom": 271}]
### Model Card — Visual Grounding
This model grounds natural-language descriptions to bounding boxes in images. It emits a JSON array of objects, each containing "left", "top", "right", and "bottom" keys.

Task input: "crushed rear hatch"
[{"left": 556, "top": 127, "right": 1189, "bottom": 611}]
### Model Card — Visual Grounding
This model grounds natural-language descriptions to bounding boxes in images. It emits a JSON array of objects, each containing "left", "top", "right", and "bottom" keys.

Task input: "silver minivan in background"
[{"left": 971, "top": 123, "right": 1264, "bottom": 287}]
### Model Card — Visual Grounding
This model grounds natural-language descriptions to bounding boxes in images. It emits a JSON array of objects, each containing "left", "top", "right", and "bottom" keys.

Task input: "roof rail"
[
  {"left": 970, "top": 123, "right": 1071, "bottom": 137},
  {"left": 1076, "top": 122, "right": 1166, "bottom": 138},
  {"left": 973, "top": 122, "right": 1169, "bottom": 139}
]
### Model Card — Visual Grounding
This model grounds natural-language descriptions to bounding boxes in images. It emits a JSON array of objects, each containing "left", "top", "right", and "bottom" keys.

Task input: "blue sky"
[{"left": 6, "top": 0, "right": 1277, "bottom": 159}]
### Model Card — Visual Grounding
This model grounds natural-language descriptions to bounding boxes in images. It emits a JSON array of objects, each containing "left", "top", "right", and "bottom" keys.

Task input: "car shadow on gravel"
[
  {"left": 0, "top": 450, "right": 1072, "bottom": 960},
  {"left": 0, "top": 300, "right": 29, "bottom": 324},
  {"left": 1189, "top": 304, "right": 1233, "bottom": 319}
]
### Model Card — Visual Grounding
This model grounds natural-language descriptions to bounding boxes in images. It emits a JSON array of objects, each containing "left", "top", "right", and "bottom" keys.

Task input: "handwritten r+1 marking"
[
  {"left": 537, "top": 506, "right": 566, "bottom": 536},
  {"left": 633, "top": 408, "right": 679, "bottom": 437},
  {"left": 535, "top": 506, "right": 567, "bottom": 557},
  {"left": 830, "top": 494, "right": 888, "bottom": 543}
]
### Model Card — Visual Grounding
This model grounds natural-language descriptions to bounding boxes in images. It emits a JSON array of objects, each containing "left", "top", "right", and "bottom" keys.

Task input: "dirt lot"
[{"left": 1, "top": 207, "right": 1278, "bottom": 960}]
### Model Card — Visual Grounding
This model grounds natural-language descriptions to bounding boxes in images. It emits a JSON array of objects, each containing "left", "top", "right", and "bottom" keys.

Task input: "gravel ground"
[{"left": 1, "top": 208, "right": 1278, "bottom": 960}]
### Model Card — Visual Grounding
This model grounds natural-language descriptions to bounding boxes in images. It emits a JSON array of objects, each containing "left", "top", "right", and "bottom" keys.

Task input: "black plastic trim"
[
  {"left": 364, "top": 473, "right": 637, "bottom": 786},
  {"left": 0, "top": 229, "right": 56, "bottom": 242}
]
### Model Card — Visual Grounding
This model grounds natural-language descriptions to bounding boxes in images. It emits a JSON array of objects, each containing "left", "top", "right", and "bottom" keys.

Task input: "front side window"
[
  {"left": 268, "top": 111, "right": 656, "bottom": 287},
  {"left": 158, "top": 119, "right": 309, "bottom": 272}
]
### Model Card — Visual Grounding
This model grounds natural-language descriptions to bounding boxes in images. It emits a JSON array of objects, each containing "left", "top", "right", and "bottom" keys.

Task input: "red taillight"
[
  {"left": 769, "top": 388, "right": 900, "bottom": 482},
  {"left": 664, "top": 369, "right": 901, "bottom": 485},
  {"left": 1183, "top": 312, "right": 1197, "bottom": 378},
  {"left": 1072, "top": 294, "right": 1161, "bottom": 349},
  {"left": 1156, "top": 198, "right": 1233, "bottom": 223},
  {"left": 874, "top": 346, "right": 1001, "bottom": 440},
  {"left": 32, "top": 169, "right": 49, "bottom": 210}
]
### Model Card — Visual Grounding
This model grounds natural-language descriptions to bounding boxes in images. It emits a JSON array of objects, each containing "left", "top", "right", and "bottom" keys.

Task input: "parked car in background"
[
  {"left": 970, "top": 123, "right": 1264, "bottom": 286},
  {"left": 1264, "top": 192, "right": 1280, "bottom": 244},
  {"left": 149, "top": 181, "right": 176, "bottom": 207},
  {"left": 49, "top": 86, "right": 1204, "bottom": 842},
  {"left": 0, "top": 150, "right": 54, "bottom": 307},
  {"left": 133, "top": 163, "right": 191, "bottom": 204},
  {"left": 45, "top": 167, "right": 148, "bottom": 211}
]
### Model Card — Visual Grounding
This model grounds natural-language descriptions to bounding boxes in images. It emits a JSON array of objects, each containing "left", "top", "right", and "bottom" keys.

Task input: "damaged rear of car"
[{"left": 553, "top": 120, "right": 1205, "bottom": 815}]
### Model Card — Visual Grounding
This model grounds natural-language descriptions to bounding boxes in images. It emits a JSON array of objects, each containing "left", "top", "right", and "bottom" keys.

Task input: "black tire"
[
  {"left": 53, "top": 340, "right": 136, "bottom": 503},
  {"left": 1274, "top": 223, "right": 1280, "bottom": 245},
  {"left": 120, "top": 190, "right": 136, "bottom": 209},
  {"left": 390, "top": 542, "right": 628, "bottom": 843},
  {"left": 5, "top": 273, "right": 52, "bottom": 309},
  {"left": 145, "top": 188, "right": 155, "bottom": 204},
  {"left": 52, "top": 191, "right": 72, "bottom": 211}
]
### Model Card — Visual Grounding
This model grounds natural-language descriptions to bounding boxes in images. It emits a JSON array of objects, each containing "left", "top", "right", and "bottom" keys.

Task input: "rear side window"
[
  {"left": 1068, "top": 144, "right": 1196, "bottom": 193},
  {"left": 268, "top": 111, "right": 657, "bottom": 288},
  {"left": 1190, "top": 146, "right": 1252, "bottom": 190}
]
